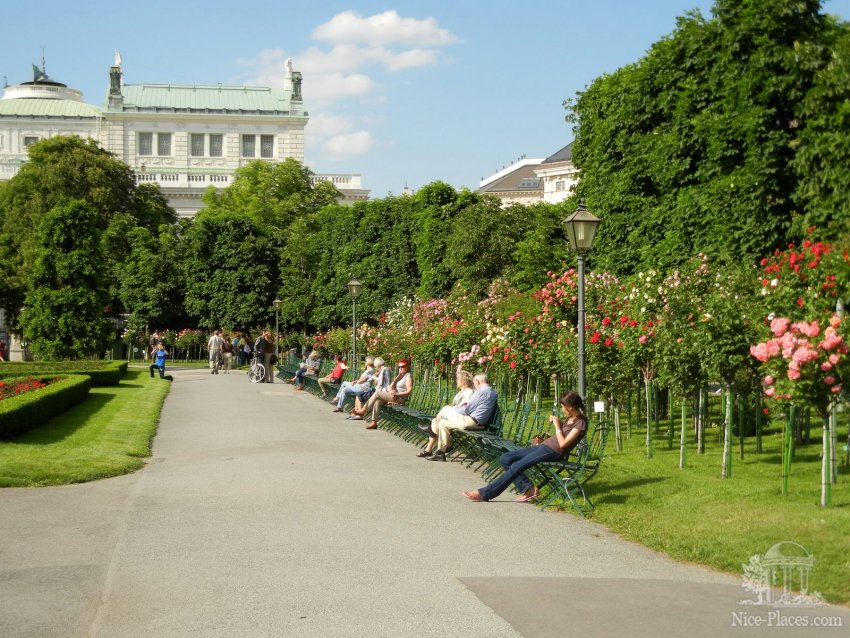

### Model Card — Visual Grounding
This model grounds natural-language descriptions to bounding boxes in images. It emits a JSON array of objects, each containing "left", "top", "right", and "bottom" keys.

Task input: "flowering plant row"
[{"left": 307, "top": 231, "right": 849, "bottom": 417}]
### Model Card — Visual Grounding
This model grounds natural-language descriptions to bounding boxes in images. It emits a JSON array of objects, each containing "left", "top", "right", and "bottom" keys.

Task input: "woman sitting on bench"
[
  {"left": 352, "top": 359, "right": 413, "bottom": 430},
  {"left": 463, "top": 391, "right": 587, "bottom": 503}
]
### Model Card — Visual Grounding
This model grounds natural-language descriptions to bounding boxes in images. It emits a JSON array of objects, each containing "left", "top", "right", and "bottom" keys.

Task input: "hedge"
[
  {"left": 0, "top": 361, "right": 127, "bottom": 386},
  {"left": 0, "top": 375, "right": 91, "bottom": 439}
]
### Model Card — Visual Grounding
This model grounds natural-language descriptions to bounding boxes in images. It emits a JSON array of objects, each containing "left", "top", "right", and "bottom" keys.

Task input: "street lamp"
[
  {"left": 563, "top": 202, "right": 601, "bottom": 400},
  {"left": 347, "top": 278, "right": 362, "bottom": 373},
  {"left": 273, "top": 298, "right": 282, "bottom": 359}
]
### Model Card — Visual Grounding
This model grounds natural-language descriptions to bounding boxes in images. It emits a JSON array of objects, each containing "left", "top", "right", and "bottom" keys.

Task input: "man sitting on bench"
[{"left": 421, "top": 372, "right": 498, "bottom": 462}]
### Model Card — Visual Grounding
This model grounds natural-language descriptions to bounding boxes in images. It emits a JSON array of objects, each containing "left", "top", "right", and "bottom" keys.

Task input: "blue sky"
[{"left": 3, "top": 0, "right": 850, "bottom": 198}]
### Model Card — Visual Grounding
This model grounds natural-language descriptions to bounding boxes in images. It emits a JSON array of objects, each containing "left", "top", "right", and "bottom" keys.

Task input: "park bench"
[{"left": 531, "top": 417, "right": 611, "bottom": 517}]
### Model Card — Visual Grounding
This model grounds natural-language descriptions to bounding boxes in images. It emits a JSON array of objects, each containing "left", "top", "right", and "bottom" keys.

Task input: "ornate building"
[
  {"left": 477, "top": 143, "right": 578, "bottom": 206},
  {"left": 0, "top": 55, "right": 368, "bottom": 217}
]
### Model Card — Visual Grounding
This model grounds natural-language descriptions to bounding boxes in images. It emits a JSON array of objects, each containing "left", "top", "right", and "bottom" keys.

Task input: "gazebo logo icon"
[{"left": 739, "top": 541, "right": 825, "bottom": 607}]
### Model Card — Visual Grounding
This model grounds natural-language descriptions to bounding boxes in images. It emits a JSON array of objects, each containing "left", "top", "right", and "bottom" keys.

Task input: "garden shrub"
[
  {"left": 0, "top": 361, "right": 127, "bottom": 386},
  {"left": 0, "top": 375, "right": 91, "bottom": 439}
]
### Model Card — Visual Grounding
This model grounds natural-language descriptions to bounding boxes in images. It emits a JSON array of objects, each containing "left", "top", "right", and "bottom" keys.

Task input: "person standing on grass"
[
  {"left": 207, "top": 330, "right": 224, "bottom": 374},
  {"left": 463, "top": 391, "right": 587, "bottom": 504},
  {"left": 149, "top": 343, "right": 169, "bottom": 379}
]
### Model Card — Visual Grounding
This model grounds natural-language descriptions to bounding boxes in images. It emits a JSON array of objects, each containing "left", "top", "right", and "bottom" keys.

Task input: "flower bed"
[
  {"left": 0, "top": 376, "right": 50, "bottom": 400},
  {"left": 0, "top": 361, "right": 127, "bottom": 386},
  {"left": 0, "top": 374, "right": 91, "bottom": 439}
]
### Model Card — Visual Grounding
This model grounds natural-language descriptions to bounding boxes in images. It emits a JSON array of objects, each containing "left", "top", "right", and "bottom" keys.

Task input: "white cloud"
[
  {"left": 236, "top": 11, "right": 457, "bottom": 166},
  {"left": 322, "top": 131, "right": 374, "bottom": 160},
  {"left": 312, "top": 10, "right": 458, "bottom": 46}
]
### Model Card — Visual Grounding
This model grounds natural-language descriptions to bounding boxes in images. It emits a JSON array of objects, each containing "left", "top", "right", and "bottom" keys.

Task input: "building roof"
[
  {"left": 0, "top": 99, "right": 101, "bottom": 118},
  {"left": 542, "top": 142, "right": 573, "bottom": 164},
  {"left": 478, "top": 160, "right": 544, "bottom": 194},
  {"left": 115, "top": 84, "right": 294, "bottom": 114}
]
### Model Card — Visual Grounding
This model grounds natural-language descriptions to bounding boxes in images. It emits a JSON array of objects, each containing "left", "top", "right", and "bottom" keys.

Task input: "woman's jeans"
[
  {"left": 478, "top": 445, "right": 561, "bottom": 501},
  {"left": 333, "top": 382, "right": 369, "bottom": 408}
]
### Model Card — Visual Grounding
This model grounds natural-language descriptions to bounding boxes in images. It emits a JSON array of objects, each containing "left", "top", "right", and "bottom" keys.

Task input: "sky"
[{"left": 3, "top": 0, "right": 850, "bottom": 199}]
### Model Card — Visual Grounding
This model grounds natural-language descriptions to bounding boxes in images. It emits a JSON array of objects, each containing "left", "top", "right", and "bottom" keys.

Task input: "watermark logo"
[
  {"left": 738, "top": 541, "right": 824, "bottom": 607},
  {"left": 730, "top": 542, "right": 843, "bottom": 630}
]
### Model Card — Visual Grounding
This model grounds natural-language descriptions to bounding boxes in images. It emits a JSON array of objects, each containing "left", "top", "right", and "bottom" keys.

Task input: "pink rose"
[
  {"left": 831, "top": 384, "right": 842, "bottom": 394},
  {"left": 639, "top": 335, "right": 647, "bottom": 344},
  {"left": 829, "top": 354, "right": 840, "bottom": 365},
  {"left": 830, "top": 315, "right": 841, "bottom": 328},
  {"left": 750, "top": 343, "right": 769, "bottom": 363},
  {"left": 821, "top": 362, "right": 833, "bottom": 372},
  {"left": 770, "top": 317, "right": 790, "bottom": 337},
  {"left": 763, "top": 375, "right": 775, "bottom": 386},
  {"left": 787, "top": 368, "right": 801, "bottom": 380},
  {"left": 824, "top": 376, "right": 836, "bottom": 385},
  {"left": 764, "top": 387, "right": 776, "bottom": 397}
]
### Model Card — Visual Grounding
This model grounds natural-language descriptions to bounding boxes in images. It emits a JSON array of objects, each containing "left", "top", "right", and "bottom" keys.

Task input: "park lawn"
[
  {"left": 587, "top": 423, "right": 850, "bottom": 605},
  {"left": 0, "top": 369, "right": 170, "bottom": 487}
]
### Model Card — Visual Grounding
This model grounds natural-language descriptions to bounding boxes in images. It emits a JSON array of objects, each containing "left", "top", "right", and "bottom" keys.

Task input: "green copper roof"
[
  {"left": 115, "top": 84, "right": 294, "bottom": 114},
  {"left": 0, "top": 99, "right": 101, "bottom": 118}
]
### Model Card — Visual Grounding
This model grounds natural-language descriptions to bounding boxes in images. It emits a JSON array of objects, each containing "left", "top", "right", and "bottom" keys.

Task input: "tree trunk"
[
  {"left": 614, "top": 402, "right": 623, "bottom": 452},
  {"left": 721, "top": 383, "right": 732, "bottom": 478},
  {"left": 697, "top": 387, "right": 706, "bottom": 454},
  {"left": 644, "top": 377, "right": 652, "bottom": 459},
  {"left": 679, "top": 397, "right": 687, "bottom": 469},
  {"left": 821, "top": 412, "right": 832, "bottom": 507}
]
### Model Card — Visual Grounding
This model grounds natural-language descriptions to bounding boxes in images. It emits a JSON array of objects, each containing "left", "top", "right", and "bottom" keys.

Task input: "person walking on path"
[
  {"left": 207, "top": 330, "right": 224, "bottom": 374},
  {"left": 463, "top": 391, "right": 587, "bottom": 503},
  {"left": 149, "top": 343, "right": 169, "bottom": 379},
  {"left": 221, "top": 335, "right": 235, "bottom": 374},
  {"left": 255, "top": 331, "right": 275, "bottom": 383}
]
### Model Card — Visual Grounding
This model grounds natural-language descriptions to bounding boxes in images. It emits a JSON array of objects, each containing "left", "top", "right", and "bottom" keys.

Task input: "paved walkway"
[{"left": 2, "top": 368, "right": 848, "bottom": 637}]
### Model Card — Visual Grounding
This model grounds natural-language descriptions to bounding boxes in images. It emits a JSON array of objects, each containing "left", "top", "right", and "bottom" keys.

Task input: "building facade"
[
  {"left": 477, "top": 143, "right": 578, "bottom": 206},
  {"left": 0, "top": 56, "right": 368, "bottom": 217}
]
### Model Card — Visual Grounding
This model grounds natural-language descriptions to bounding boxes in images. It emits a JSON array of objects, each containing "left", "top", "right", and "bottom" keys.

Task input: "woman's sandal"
[
  {"left": 516, "top": 488, "right": 540, "bottom": 503},
  {"left": 365, "top": 422, "right": 378, "bottom": 430},
  {"left": 417, "top": 450, "right": 433, "bottom": 458}
]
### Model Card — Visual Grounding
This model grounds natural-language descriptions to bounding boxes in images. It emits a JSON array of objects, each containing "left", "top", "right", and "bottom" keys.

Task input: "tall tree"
[
  {"left": 0, "top": 135, "right": 176, "bottom": 326},
  {"left": 569, "top": 0, "right": 834, "bottom": 275},
  {"left": 182, "top": 211, "right": 279, "bottom": 329},
  {"left": 201, "top": 158, "right": 339, "bottom": 232},
  {"left": 18, "top": 201, "right": 114, "bottom": 359}
]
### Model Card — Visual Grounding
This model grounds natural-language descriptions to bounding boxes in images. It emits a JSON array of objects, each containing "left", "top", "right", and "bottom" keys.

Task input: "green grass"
[
  {"left": 585, "top": 422, "right": 850, "bottom": 605},
  {"left": 0, "top": 369, "right": 171, "bottom": 486}
]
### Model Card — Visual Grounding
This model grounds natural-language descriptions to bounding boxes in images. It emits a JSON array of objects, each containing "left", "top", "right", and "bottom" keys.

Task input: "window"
[
  {"left": 157, "top": 133, "right": 171, "bottom": 156},
  {"left": 260, "top": 135, "right": 274, "bottom": 158},
  {"left": 555, "top": 180, "right": 566, "bottom": 192},
  {"left": 518, "top": 177, "right": 540, "bottom": 189},
  {"left": 138, "top": 132, "right": 153, "bottom": 156},
  {"left": 190, "top": 134, "right": 205, "bottom": 157},
  {"left": 242, "top": 135, "right": 256, "bottom": 157},
  {"left": 23, "top": 136, "right": 40, "bottom": 148},
  {"left": 209, "top": 134, "right": 223, "bottom": 157}
]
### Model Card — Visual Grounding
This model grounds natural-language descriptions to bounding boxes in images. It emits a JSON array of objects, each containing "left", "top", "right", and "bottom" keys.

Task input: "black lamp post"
[
  {"left": 273, "top": 298, "right": 282, "bottom": 359},
  {"left": 563, "top": 202, "right": 601, "bottom": 400},
  {"left": 347, "top": 278, "right": 362, "bottom": 373}
]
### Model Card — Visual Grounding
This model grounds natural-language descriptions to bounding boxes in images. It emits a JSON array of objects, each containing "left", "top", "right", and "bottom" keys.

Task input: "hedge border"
[
  {"left": 0, "top": 375, "right": 91, "bottom": 439},
  {"left": 0, "top": 361, "right": 127, "bottom": 387}
]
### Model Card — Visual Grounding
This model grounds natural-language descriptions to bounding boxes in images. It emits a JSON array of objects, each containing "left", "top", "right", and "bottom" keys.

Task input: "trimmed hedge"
[
  {"left": 0, "top": 375, "right": 91, "bottom": 439},
  {"left": 0, "top": 360, "right": 127, "bottom": 386}
]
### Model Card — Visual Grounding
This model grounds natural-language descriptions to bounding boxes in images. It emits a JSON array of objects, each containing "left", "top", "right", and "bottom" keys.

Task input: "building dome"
[{"left": 2, "top": 64, "right": 85, "bottom": 103}]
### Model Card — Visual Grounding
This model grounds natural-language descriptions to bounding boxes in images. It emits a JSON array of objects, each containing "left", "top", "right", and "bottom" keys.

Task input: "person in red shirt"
[{"left": 318, "top": 355, "right": 348, "bottom": 396}]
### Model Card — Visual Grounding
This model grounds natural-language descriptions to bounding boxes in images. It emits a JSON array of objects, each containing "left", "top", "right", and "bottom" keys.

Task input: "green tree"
[
  {"left": 18, "top": 201, "right": 114, "bottom": 359},
  {"left": 201, "top": 158, "right": 339, "bottom": 232},
  {"left": 118, "top": 224, "right": 186, "bottom": 331},
  {"left": 182, "top": 211, "right": 279, "bottom": 329},
  {"left": 444, "top": 198, "right": 535, "bottom": 298},
  {"left": 0, "top": 135, "right": 176, "bottom": 326},
  {"left": 569, "top": 0, "right": 834, "bottom": 275},
  {"left": 791, "top": 20, "right": 850, "bottom": 240}
]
